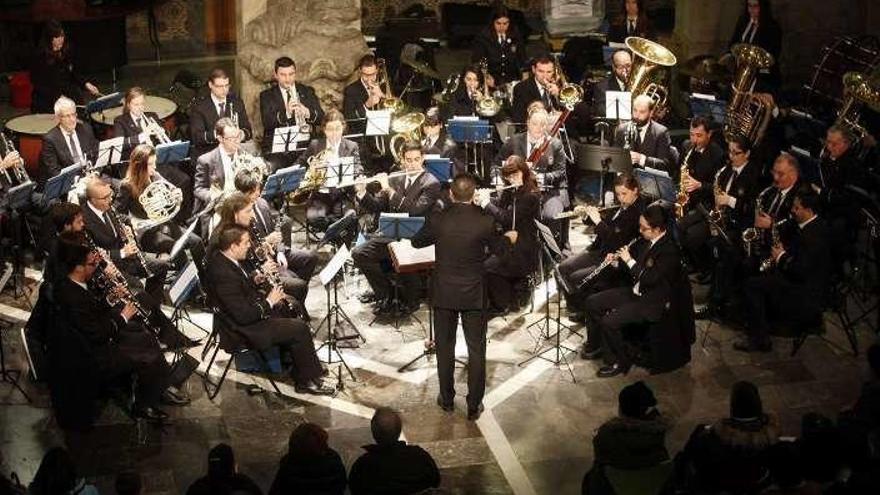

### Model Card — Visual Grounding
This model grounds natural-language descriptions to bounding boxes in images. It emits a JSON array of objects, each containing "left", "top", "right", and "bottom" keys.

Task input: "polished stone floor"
[{"left": 0, "top": 219, "right": 876, "bottom": 495}]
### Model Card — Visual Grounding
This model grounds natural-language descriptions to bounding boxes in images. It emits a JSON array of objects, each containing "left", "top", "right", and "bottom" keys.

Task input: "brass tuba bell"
[
  {"left": 389, "top": 112, "right": 425, "bottom": 163},
  {"left": 625, "top": 37, "right": 677, "bottom": 116},
  {"left": 723, "top": 43, "right": 775, "bottom": 145},
  {"left": 835, "top": 71, "right": 880, "bottom": 142}
]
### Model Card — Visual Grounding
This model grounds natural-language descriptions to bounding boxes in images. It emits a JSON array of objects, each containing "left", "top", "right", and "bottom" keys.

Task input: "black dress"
[{"left": 30, "top": 52, "right": 86, "bottom": 113}]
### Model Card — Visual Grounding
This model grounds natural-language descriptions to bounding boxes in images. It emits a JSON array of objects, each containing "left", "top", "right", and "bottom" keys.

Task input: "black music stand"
[
  {"left": 0, "top": 318, "right": 31, "bottom": 403},
  {"left": 634, "top": 168, "right": 676, "bottom": 203},
  {"left": 448, "top": 118, "right": 492, "bottom": 181},
  {"left": 518, "top": 220, "right": 578, "bottom": 382},
  {"left": 424, "top": 157, "right": 452, "bottom": 184},
  {"left": 688, "top": 96, "right": 727, "bottom": 125},
  {"left": 576, "top": 144, "right": 632, "bottom": 206},
  {"left": 5, "top": 183, "right": 35, "bottom": 211},
  {"left": 271, "top": 125, "right": 310, "bottom": 157},
  {"left": 370, "top": 216, "right": 426, "bottom": 330},
  {"left": 45, "top": 164, "right": 83, "bottom": 202},
  {"left": 156, "top": 141, "right": 190, "bottom": 165},
  {"left": 85, "top": 92, "right": 123, "bottom": 116}
]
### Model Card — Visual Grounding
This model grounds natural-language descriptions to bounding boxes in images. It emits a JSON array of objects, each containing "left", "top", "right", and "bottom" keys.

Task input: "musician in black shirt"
[{"left": 470, "top": 6, "right": 527, "bottom": 88}]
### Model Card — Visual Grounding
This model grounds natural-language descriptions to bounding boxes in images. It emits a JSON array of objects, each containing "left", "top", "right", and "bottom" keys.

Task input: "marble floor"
[{"left": 0, "top": 218, "right": 876, "bottom": 495}]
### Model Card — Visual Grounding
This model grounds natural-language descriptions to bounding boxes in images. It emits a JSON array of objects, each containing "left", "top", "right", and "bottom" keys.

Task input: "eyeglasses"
[{"left": 97, "top": 193, "right": 113, "bottom": 200}]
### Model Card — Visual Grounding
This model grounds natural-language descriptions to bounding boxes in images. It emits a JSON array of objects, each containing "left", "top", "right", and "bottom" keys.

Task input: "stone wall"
[{"left": 126, "top": 0, "right": 207, "bottom": 60}]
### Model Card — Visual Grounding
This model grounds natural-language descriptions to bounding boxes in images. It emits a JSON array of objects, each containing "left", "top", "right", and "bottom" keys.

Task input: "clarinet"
[
  {"left": 576, "top": 238, "right": 639, "bottom": 289},
  {"left": 248, "top": 221, "right": 294, "bottom": 311},
  {"left": 106, "top": 207, "right": 152, "bottom": 277},
  {"left": 82, "top": 231, "right": 155, "bottom": 326}
]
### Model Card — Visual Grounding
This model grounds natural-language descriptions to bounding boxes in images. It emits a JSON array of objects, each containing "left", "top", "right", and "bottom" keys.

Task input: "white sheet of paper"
[
  {"left": 605, "top": 91, "right": 632, "bottom": 120},
  {"left": 365, "top": 109, "right": 392, "bottom": 136},
  {"left": 389, "top": 239, "right": 435, "bottom": 266},
  {"left": 319, "top": 244, "right": 350, "bottom": 286},
  {"left": 271, "top": 125, "right": 310, "bottom": 153},
  {"left": 95, "top": 137, "right": 125, "bottom": 168},
  {"left": 169, "top": 261, "right": 198, "bottom": 306}
]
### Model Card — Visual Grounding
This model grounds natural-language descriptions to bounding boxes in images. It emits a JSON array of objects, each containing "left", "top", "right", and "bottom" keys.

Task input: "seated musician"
[
  {"left": 295, "top": 109, "right": 362, "bottom": 227},
  {"left": 749, "top": 152, "right": 803, "bottom": 268},
  {"left": 37, "top": 96, "right": 99, "bottom": 189},
  {"left": 116, "top": 144, "right": 205, "bottom": 265},
  {"left": 193, "top": 117, "right": 244, "bottom": 210},
  {"left": 816, "top": 126, "right": 866, "bottom": 241},
  {"left": 343, "top": 55, "right": 387, "bottom": 174},
  {"left": 189, "top": 68, "right": 254, "bottom": 159},
  {"left": 206, "top": 224, "right": 334, "bottom": 396},
  {"left": 583, "top": 203, "right": 684, "bottom": 377},
  {"left": 511, "top": 55, "right": 560, "bottom": 126},
  {"left": 421, "top": 109, "right": 465, "bottom": 177},
  {"left": 42, "top": 202, "right": 85, "bottom": 288},
  {"left": 470, "top": 6, "right": 527, "bottom": 89},
  {"left": 260, "top": 57, "right": 324, "bottom": 170},
  {"left": 613, "top": 94, "right": 672, "bottom": 174},
  {"left": 676, "top": 115, "right": 726, "bottom": 276},
  {"left": 441, "top": 65, "right": 482, "bottom": 120},
  {"left": 559, "top": 173, "right": 646, "bottom": 321},
  {"left": 233, "top": 173, "right": 318, "bottom": 315},
  {"left": 735, "top": 187, "right": 831, "bottom": 352},
  {"left": 591, "top": 49, "right": 631, "bottom": 117},
  {"left": 112, "top": 86, "right": 193, "bottom": 219},
  {"left": 479, "top": 156, "right": 541, "bottom": 314},
  {"left": 496, "top": 108, "right": 569, "bottom": 246},
  {"left": 352, "top": 140, "right": 441, "bottom": 315},
  {"left": 54, "top": 235, "right": 189, "bottom": 422}
]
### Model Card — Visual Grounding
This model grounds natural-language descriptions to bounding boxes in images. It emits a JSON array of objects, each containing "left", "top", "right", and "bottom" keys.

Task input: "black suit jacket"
[
  {"left": 53, "top": 277, "right": 124, "bottom": 348},
  {"left": 496, "top": 132, "right": 569, "bottom": 207},
  {"left": 613, "top": 120, "right": 672, "bottom": 173},
  {"left": 342, "top": 80, "right": 370, "bottom": 135},
  {"left": 590, "top": 195, "right": 647, "bottom": 254},
  {"left": 728, "top": 17, "right": 782, "bottom": 59},
  {"left": 38, "top": 123, "right": 99, "bottom": 188},
  {"left": 260, "top": 83, "right": 323, "bottom": 153},
  {"left": 81, "top": 201, "right": 130, "bottom": 263},
  {"left": 777, "top": 217, "right": 832, "bottom": 302},
  {"left": 411, "top": 202, "right": 512, "bottom": 310},
  {"left": 112, "top": 111, "right": 160, "bottom": 160},
  {"left": 511, "top": 77, "right": 559, "bottom": 125},
  {"left": 485, "top": 189, "right": 540, "bottom": 275},
  {"left": 714, "top": 161, "right": 762, "bottom": 231},
  {"left": 358, "top": 170, "right": 441, "bottom": 217},
  {"left": 680, "top": 139, "right": 725, "bottom": 209},
  {"left": 591, "top": 75, "right": 627, "bottom": 116},
  {"left": 470, "top": 30, "right": 527, "bottom": 86},
  {"left": 206, "top": 251, "right": 272, "bottom": 327},
  {"left": 607, "top": 16, "right": 652, "bottom": 44},
  {"left": 189, "top": 94, "right": 253, "bottom": 158},
  {"left": 424, "top": 131, "right": 465, "bottom": 177},
  {"left": 627, "top": 233, "right": 682, "bottom": 318}
]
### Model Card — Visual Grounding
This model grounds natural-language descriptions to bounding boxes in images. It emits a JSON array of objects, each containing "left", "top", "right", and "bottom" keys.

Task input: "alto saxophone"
[
  {"left": 759, "top": 218, "right": 789, "bottom": 272},
  {"left": 675, "top": 147, "right": 695, "bottom": 218}
]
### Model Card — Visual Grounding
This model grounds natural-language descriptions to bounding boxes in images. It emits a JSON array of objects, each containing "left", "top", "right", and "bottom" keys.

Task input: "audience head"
[
  {"left": 115, "top": 471, "right": 143, "bottom": 495},
  {"left": 729, "top": 380, "right": 765, "bottom": 423},
  {"left": 825, "top": 125, "right": 854, "bottom": 160},
  {"left": 370, "top": 407, "right": 403, "bottom": 446},
  {"left": 84, "top": 176, "right": 114, "bottom": 212},
  {"left": 215, "top": 117, "right": 242, "bottom": 154},
  {"left": 207, "top": 443, "right": 237, "bottom": 480},
  {"left": 123, "top": 86, "right": 147, "bottom": 117},
  {"left": 618, "top": 381, "right": 659, "bottom": 420},
  {"left": 274, "top": 56, "right": 297, "bottom": 88},
  {"left": 450, "top": 173, "right": 478, "bottom": 203},
  {"left": 216, "top": 224, "right": 250, "bottom": 259},
  {"left": 771, "top": 152, "right": 800, "bottom": 190},
  {"left": 791, "top": 186, "right": 819, "bottom": 223},
  {"left": 53, "top": 96, "right": 78, "bottom": 133},
  {"left": 613, "top": 172, "right": 641, "bottom": 207},
  {"left": 766, "top": 441, "right": 803, "bottom": 489},
  {"left": 288, "top": 422, "right": 331, "bottom": 460},
  {"left": 632, "top": 94, "right": 655, "bottom": 126},
  {"left": 622, "top": 0, "right": 644, "bottom": 19},
  {"left": 727, "top": 134, "right": 752, "bottom": 167},
  {"left": 29, "top": 447, "right": 79, "bottom": 495},
  {"left": 742, "top": 0, "right": 774, "bottom": 24},
  {"left": 50, "top": 202, "right": 83, "bottom": 234},
  {"left": 639, "top": 203, "right": 668, "bottom": 240},
  {"left": 611, "top": 50, "right": 632, "bottom": 82},
  {"left": 689, "top": 115, "right": 714, "bottom": 149},
  {"left": 208, "top": 68, "right": 231, "bottom": 100}
]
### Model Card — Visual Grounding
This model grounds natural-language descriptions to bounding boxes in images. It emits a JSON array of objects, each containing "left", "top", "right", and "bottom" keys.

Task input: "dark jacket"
[
  {"left": 30, "top": 53, "right": 85, "bottom": 113},
  {"left": 441, "top": 84, "right": 478, "bottom": 120},
  {"left": 357, "top": 170, "right": 441, "bottom": 217},
  {"left": 260, "top": 83, "right": 323, "bottom": 153},
  {"left": 589, "top": 195, "right": 647, "bottom": 254},
  {"left": 470, "top": 29, "right": 527, "bottom": 86},
  {"left": 776, "top": 216, "right": 832, "bottom": 303},
  {"left": 613, "top": 120, "right": 672, "bottom": 174},
  {"left": 412, "top": 202, "right": 512, "bottom": 310},
  {"left": 424, "top": 131, "right": 466, "bottom": 177},
  {"left": 342, "top": 80, "right": 370, "bottom": 135},
  {"left": 485, "top": 188, "right": 541, "bottom": 276},
  {"left": 52, "top": 277, "right": 123, "bottom": 349},
  {"left": 591, "top": 75, "right": 627, "bottom": 116},
  {"left": 38, "top": 123, "right": 98, "bottom": 188},
  {"left": 607, "top": 15, "right": 653, "bottom": 44},
  {"left": 714, "top": 160, "right": 762, "bottom": 232},
  {"left": 593, "top": 416, "right": 670, "bottom": 469},
  {"left": 348, "top": 441, "right": 440, "bottom": 495},
  {"left": 268, "top": 450, "right": 347, "bottom": 495},
  {"left": 497, "top": 132, "right": 569, "bottom": 208},
  {"left": 189, "top": 93, "right": 253, "bottom": 158},
  {"left": 112, "top": 111, "right": 160, "bottom": 160},
  {"left": 680, "top": 139, "right": 725, "bottom": 210},
  {"left": 186, "top": 473, "right": 262, "bottom": 495},
  {"left": 511, "top": 77, "right": 559, "bottom": 125},
  {"left": 627, "top": 233, "right": 682, "bottom": 320}
]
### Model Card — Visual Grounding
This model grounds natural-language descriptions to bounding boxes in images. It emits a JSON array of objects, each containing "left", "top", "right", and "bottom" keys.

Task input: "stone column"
[
  {"left": 672, "top": 0, "right": 740, "bottom": 63},
  {"left": 236, "top": 0, "right": 370, "bottom": 145}
]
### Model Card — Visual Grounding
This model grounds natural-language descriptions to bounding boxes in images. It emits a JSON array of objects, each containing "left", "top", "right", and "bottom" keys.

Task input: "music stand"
[
  {"left": 314, "top": 244, "right": 360, "bottom": 381},
  {"left": 271, "top": 125, "right": 310, "bottom": 156},
  {"left": 576, "top": 144, "right": 633, "bottom": 206},
  {"left": 167, "top": 260, "right": 210, "bottom": 339},
  {"left": 168, "top": 215, "right": 200, "bottom": 263},
  {"left": 635, "top": 168, "right": 675, "bottom": 203},
  {"left": 94, "top": 137, "right": 125, "bottom": 172},
  {"left": 262, "top": 166, "right": 306, "bottom": 200},
  {"left": 156, "top": 141, "right": 190, "bottom": 164},
  {"left": 424, "top": 156, "right": 452, "bottom": 183},
  {"left": 5, "top": 182, "right": 35, "bottom": 210},
  {"left": 85, "top": 92, "right": 123, "bottom": 116},
  {"left": 44, "top": 163, "right": 83, "bottom": 202},
  {"left": 605, "top": 91, "right": 632, "bottom": 120},
  {"left": 448, "top": 118, "right": 492, "bottom": 181},
  {"left": 371, "top": 215, "right": 426, "bottom": 330},
  {"left": 518, "top": 220, "right": 578, "bottom": 382},
  {"left": 688, "top": 96, "right": 727, "bottom": 125}
]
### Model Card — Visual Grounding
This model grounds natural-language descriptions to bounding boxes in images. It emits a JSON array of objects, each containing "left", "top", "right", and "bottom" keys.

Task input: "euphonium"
[
  {"left": 625, "top": 37, "right": 676, "bottom": 116},
  {"left": 553, "top": 54, "right": 584, "bottom": 110},
  {"left": 475, "top": 58, "right": 502, "bottom": 117},
  {"left": 389, "top": 112, "right": 425, "bottom": 163},
  {"left": 290, "top": 148, "right": 330, "bottom": 205},
  {"left": 835, "top": 71, "right": 880, "bottom": 143},
  {"left": 723, "top": 43, "right": 775, "bottom": 145}
]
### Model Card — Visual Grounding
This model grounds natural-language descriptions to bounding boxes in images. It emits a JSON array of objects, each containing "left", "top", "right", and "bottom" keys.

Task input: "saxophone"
[
  {"left": 707, "top": 171, "right": 727, "bottom": 236},
  {"left": 741, "top": 196, "right": 762, "bottom": 258},
  {"left": 675, "top": 147, "right": 695, "bottom": 218},
  {"left": 759, "top": 218, "right": 789, "bottom": 272}
]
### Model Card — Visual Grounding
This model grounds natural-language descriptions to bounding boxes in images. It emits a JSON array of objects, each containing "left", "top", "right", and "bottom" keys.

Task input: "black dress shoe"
[
  {"left": 733, "top": 339, "right": 772, "bottom": 353},
  {"left": 160, "top": 388, "right": 191, "bottom": 406},
  {"left": 359, "top": 291, "right": 378, "bottom": 304},
  {"left": 372, "top": 298, "right": 395, "bottom": 315},
  {"left": 436, "top": 395, "right": 453, "bottom": 413},
  {"left": 596, "top": 363, "right": 630, "bottom": 378},
  {"left": 579, "top": 345, "right": 603, "bottom": 360},
  {"left": 295, "top": 380, "right": 337, "bottom": 396},
  {"left": 467, "top": 404, "right": 485, "bottom": 421},
  {"left": 132, "top": 405, "right": 169, "bottom": 423}
]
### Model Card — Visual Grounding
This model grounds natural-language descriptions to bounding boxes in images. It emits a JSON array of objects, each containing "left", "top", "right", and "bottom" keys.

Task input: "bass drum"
[{"left": 802, "top": 35, "right": 880, "bottom": 120}]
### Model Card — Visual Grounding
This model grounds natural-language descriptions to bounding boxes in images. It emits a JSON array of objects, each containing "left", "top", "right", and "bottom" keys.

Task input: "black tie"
[
  {"left": 542, "top": 89, "right": 552, "bottom": 109},
  {"left": 102, "top": 213, "right": 116, "bottom": 237},
  {"left": 634, "top": 126, "right": 643, "bottom": 148},
  {"left": 219, "top": 101, "right": 226, "bottom": 117},
  {"left": 768, "top": 191, "right": 782, "bottom": 215},
  {"left": 725, "top": 169, "right": 738, "bottom": 193}
]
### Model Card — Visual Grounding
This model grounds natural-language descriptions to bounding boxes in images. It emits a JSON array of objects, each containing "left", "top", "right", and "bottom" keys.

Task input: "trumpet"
[
  {"left": 1, "top": 132, "right": 31, "bottom": 187},
  {"left": 141, "top": 113, "right": 171, "bottom": 145},
  {"left": 576, "top": 237, "right": 639, "bottom": 289}
]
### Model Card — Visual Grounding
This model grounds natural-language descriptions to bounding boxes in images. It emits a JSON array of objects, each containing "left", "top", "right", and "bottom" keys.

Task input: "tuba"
[
  {"left": 131, "top": 179, "right": 183, "bottom": 234},
  {"left": 723, "top": 43, "right": 775, "bottom": 145},
  {"left": 835, "top": 71, "right": 880, "bottom": 143},
  {"left": 475, "top": 58, "right": 502, "bottom": 117},
  {"left": 290, "top": 149, "right": 330, "bottom": 205},
  {"left": 554, "top": 54, "right": 584, "bottom": 110},
  {"left": 625, "top": 37, "right": 676, "bottom": 116},
  {"left": 389, "top": 112, "right": 425, "bottom": 163}
]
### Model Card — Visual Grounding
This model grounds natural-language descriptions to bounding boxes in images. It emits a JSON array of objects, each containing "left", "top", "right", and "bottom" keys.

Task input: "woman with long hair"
[
  {"left": 482, "top": 155, "right": 541, "bottom": 313},
  {"left": 607, "top": 0, "right": 652, "bottom": 43},
  {"left": 470, "top": 5, "right": 527, "bottom": 88},
  {"left": 30, "top": 20, "right": 101, "bottom": 113}
]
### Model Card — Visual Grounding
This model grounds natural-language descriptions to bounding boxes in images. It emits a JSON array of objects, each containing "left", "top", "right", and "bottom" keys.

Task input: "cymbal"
[
  {"left": 401, "top": 57, "right": 441, "bottom": 80},
  {"left": 679, "top": 55, "right": 732, "bottom": 83}
]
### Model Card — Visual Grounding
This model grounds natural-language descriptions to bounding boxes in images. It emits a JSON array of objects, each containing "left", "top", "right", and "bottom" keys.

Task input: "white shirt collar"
[
  {"left": 211, "top": 94, "right": 226, "bottom": 106},
  {"left": 649, "top": 231, "right": 665, "bottom": 248},
  {"left": 70, "top": 277, "right": 89, "bottom": 291},
  {"left": 779, "top": 184, "right": 794, "bottom": 196},
  {"left": 86, "top": 200, "right": 106, "bottom": 220},
  {"left": 732, "top": 161, "right": 747, "bottom": 173},
  {"left": 798, "top": 214, "right": 817, "bottom": 229}
]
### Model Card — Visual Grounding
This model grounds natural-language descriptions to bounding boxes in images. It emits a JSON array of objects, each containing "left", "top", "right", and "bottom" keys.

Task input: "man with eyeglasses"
[
  {"left": 260, "top": 57, "right": 323, "bottom": 169},
  {"left": 343, "top": 54, "right": 389, "bottom": 174},
  {"left": 351, "top": 140, "right": 441, "bottom": 315},
  {"left": 190, "top": 68, "right": 253, "bottom": 159},
  {"left": 38, "top": 96, "right": 99, "bottom": 189},
  {"left": 592, "top": 49, "right": 632, "bottom": 116},
  {"left": 194, "top": 117, "right": 244, "bottom": 209}
]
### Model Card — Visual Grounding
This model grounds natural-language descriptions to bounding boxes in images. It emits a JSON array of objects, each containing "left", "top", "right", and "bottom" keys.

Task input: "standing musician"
[
  {"left": 29, "top": 20, "right": 101, "bottom": 114},
  {"left": 479, "top": 156, "right": 540, "bottom": 314},
  {"left": 260, "top": 57, "right": 324, "bottom": 168},
  {"left": 607, "top": 0, "right": 653, "bottom": 43},
  {"left": 38, "top": 96, "right": 99, "bottom": 189},
  {"left": 54, "top": 236, "right": 189, "bottom": 422},
  {"left": 816, "top": 126, "right": 865, "bottom": 239},
  {"left": 233, "top": 173, "right": 319, "bottom": 314},
  {"left": 559, "top": 173, "right": 646, "bottom": 320},
  {"left": 351, "top": 141, "right": 441, "bottom": 315},
  {"left": 727, "top": 0, "right": 782, "bottom": 92},
  {"left": 496, "top": 108, "right": 569, "bottom": 243},
  {"left": 735, "top": 187, "right": 831, "bottom": 352},
  {"left": 411, "top": 173, "right": 517, "bottom": 420},
  {"left": 115, "top": 144, "right": 205, "bottom": 265},
  {"left": 193, "top": 117, "right": 244, "bottom": 209},
  {"left": 295, "top": 109, "right": 362, "bottom": 226},
  {"left": 749, "top": 152, "right": 802, "bottom": 268},
  {"left": 441, "top": 65, "right": 483, "bottom": 120},
  {"left": 591, "top": 49, "right": 631, "bottom": 117},
  {"left": 112, "top": 87, "right": 193, "bottom": 219},
  {"left": 511, "top": 55, "right": 560, "bottom": 126},
  {"left": 675, "top": 116, "right": 726, "bottom": 275},
  {"left": 206, "top": 225, "right": 334, "bottom": 396},
  {"left": 583, "top": 204, "right": 684, "bottom": 377},
  {"left": 470, "top": 6, "right": 527, "bottom": 89},
  {"left": 343, "top": 55, "right": 387, "bottom": 173},
  {"left": 613, "top": 94, "right": 673, "bottom": 173},
  {"left": 421, "top": 110, "right": 465, "bottom": 177},
  {"left": 189, "top": 68, "right": 253, "bottom": 160}
]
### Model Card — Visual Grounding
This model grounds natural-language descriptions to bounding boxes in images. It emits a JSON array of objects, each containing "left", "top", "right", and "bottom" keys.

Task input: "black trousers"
[
  {"left": 434, "top": 307, "right": 487, "bottom": 411},
  {"left": 141, "top": 222, "right": 205, "bottom": 267},
  {"left": 743, "top": 274, "right": 818, "bottom": 345},
  {"left": 279, "top": 247, "right": 318, "bottom": 301},
  {"left": 352, "top": 236, "right": 418, "bottom": 303},
  {"left": 157, "top": 162, "right": 194, "bottom": 221},
  {"left": 98, "top": 326, "right": 170, "bottom": 408},
  {"left": 235, "top": 310, "right": 323, "bottom": 384},
  {"left": 558, "top": 250, "right": 626, "bottom": 311},
  {"left": 584, "top": 287, "right": 662, "bottom": 367},
  {"left": 677, "top": 209, "right": 711, "bottom": 271}
]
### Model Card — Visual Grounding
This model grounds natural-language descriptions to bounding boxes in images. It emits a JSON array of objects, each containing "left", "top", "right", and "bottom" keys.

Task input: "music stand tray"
[
  {"left": 634, "top": 168, "right": 675, "bottom": 203},
  {"left": 447, "top": 118, "right": 492, "bottom": 142},
  {"left": 688, "top": 96, "right": 727, "bottom": 125},
  {"left": 424, "top": 157, "right": 452, "bottom": 183},
  {"left": 6, "top": 182, "right": 35, "bottom": 210},
  {"left": 85, "top": 92, "right": 123, "bottom": 115},
  {"left": 156, "top": 141, "right": 190, "bottom": 164},
  {"left": 44, "top": 163, "right": 83, "bottom": 201},
  {"left": 377, "top": 215, "right": 425, "bottom": 240},
  {"left": 262, "top": 166, "right": 306, "bottom": 199}
]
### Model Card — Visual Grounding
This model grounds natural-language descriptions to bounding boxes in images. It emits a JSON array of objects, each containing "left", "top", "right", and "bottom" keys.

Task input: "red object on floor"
[{"left": 9, "top": 71, "right": 32, "bottom": 109}]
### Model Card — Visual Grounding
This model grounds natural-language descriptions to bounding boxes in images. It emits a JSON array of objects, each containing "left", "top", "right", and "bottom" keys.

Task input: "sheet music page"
[
  {"left": 96, "top": 137, "right": 125, "bottom": 168},
  {"left": 365, "top": 110, "right": 392, "bottom": 136},
  {"left": 319, "top": 244, "right": 351, "bottom": 286},
  {"left": 389, "top": 239, "right": 435, "bottom": 265}
]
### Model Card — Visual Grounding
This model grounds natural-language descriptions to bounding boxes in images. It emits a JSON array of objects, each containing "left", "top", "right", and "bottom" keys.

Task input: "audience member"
[
  {"left": 674, "top": 381, "right": 778, "bottom": 493},
  {"left": 28, "top": 447, "right": 99, "bottom": 495},
  {"left": 763, "top": 441, "right": 820, "bottom": 495},
  {"left": 114, "top": 471, "right": 142, "bottom": 495},
  {"left": 582, "top": 381, "right": 670, "bottom": 495},
  {"left": 796, "top": 413, "right": 842, "bottom": 487},
  {"left": 269, "top": 422, "right": 346, "bottom": 495},
  {"left": 186, "top": 444, "right": 262, "bottom": 495},
  {"left": 348, "top": 407, "right": 441, "bottom": 495}
]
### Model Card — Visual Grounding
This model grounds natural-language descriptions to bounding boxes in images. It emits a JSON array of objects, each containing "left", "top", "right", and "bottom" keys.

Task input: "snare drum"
[{"left": 5, "top": 113, "right": 56, "bottom": 174}]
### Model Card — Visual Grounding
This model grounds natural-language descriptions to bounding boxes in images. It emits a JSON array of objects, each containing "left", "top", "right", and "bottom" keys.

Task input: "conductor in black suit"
[
  {"left": 38, "top": 96, "right": 99, "bottom": 189},
  {"left": 511, "top": 55, "right": 560, "bottom": 126},
  {"left": 583, "top": 204, "right": 684, "bottom": 377},
  {"left": 260, "top": 57, "right": 324, "bottom": 168},
  {"left": 613, "top": 94, "right": 673, "bottom": 174},
  {"left": 411, "top": 173, "right": 516, "bottom": 420},
  {"left": 206, "top": 225, "right": 334, "bottom": 396},
  {"left": 189, "top": 68, "right": 253, "bottom": 160}
]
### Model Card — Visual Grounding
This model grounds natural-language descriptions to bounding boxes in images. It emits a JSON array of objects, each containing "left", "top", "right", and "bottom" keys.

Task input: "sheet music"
[
  {"left": 323, "top": 156, "right": 355, "bottom": 188},
  {"left": 389, "top": 239, "right": 435, "bottom": 268},
  {"left": 95, "top": 137, "right": 125, "bottom": 168},
  {"left": 365, "top": 109, "right": 392, "bottom": 136},
  {"left": 319, "top": 244, "right": 350, "bottom": 286},
  {"left": 605, "top": 91, "right": 632, "bottom": 120},
  {"left": 169, "top": 261, "right": 198, "bottom": 306},
  {"left": 272, "top": 126, "right": 310, "bottom": 154}
]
